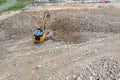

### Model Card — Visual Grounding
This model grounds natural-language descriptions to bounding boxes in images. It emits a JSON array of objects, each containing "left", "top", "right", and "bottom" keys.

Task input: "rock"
[
  {"left": 77, "top": 76, "right": 82, "bottom": 80},
  {"left": 36, "top": 65, "right": 42, "bottom": 69}
]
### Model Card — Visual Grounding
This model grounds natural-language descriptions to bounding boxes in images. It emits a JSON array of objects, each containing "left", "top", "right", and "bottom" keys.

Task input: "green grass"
[
  {"left": 49, "top": 0, "right": 61, "bottom": 2},
  {"left": 0, "top": 0, "right": 7, "bottom": 6},
  {"left": 6, "top": 0, "right": 34, "bottom": 11}
]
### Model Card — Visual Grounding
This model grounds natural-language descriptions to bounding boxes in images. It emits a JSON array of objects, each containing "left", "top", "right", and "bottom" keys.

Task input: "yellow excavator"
[{"left": 30, "top": 10, "right": 50, "bottom": 43}]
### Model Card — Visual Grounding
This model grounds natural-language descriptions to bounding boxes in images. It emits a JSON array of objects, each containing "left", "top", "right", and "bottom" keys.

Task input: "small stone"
[
  {"left": 89, "top": 76, "right": 94, "bottom": 80},
  {"left": 65, "top": 76, "right": 69, "bottom": 80},
  {"left": 56, "top": 47, "right": 59, "bottom": 49},
  {"left": 77, "top": 76, "right": 82, "bottom": 80},
  {"left": 12, "top": 35, "right": 15, "bottom": 38},
  {"left": 94, "top": 50, "right": 98, "bottom": 53},
  {"left": 36, "top": 65, "right": 42, "bottom": 69},
  {"left": 98, "top": 39, "right": 102, "bottom": 42},
  {"left": 118, "top": 78, "right": 120, "bottom": 80}
]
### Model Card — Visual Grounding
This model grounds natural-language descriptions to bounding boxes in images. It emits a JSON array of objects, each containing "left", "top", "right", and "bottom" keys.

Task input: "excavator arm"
[
  {"left": 41, "top": 10, "right": 50, "bottom": 31},
  {"left": 28, "top": 10, "right": 50, "bottom": 30}
]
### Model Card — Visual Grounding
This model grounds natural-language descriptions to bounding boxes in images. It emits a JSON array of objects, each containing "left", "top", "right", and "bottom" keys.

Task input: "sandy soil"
[{"left": 0, "top": 3, "right": 120, "bottom": 80}]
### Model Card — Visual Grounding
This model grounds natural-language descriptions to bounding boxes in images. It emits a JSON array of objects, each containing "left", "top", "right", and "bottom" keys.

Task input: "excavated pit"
[
  {"left": 49, "top": 17, "right": 87, "bottom": 44},
  {"left": 48, "top": 8, "right": 120, "bottom": 44}
]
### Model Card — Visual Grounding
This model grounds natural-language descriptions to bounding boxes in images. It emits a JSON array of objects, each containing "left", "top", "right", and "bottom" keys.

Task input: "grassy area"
[
  {"left": 0, "top": 0, "right": 7, "bottom": 6},
  {"left": 49, "top": 0, "right": 62, "bottom": 2},
  {"left": 6, "top": 0, "right": 34, "bottom": 11}
]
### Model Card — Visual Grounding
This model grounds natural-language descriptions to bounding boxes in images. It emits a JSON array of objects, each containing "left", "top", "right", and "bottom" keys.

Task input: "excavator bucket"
[{"left": 46, "top": 13, "right": 50, "bottom": 18}]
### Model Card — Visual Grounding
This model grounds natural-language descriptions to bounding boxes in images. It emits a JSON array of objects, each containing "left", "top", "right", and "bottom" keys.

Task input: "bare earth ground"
[{"left": 0, "top": 3, "right": 120, "bottom": 80}]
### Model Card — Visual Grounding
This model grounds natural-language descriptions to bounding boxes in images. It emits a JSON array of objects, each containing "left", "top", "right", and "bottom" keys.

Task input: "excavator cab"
[
  {"left": 32, "top": 33, "right": 47, "bottom": 43},
  {"left": 33, "top": 25, "right": 46, "bottom": 42}
]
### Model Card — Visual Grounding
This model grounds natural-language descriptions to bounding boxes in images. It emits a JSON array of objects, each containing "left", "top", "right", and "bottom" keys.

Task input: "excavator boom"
[{"left": 41, "top": 10, "right": 50, "bottom": 30}]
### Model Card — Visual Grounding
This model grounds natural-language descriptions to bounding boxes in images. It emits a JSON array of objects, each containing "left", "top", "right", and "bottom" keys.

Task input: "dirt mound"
[
  {"left": 0, "top": 12, "right": 35, "bottom": 41},
  {"left": 65, "top": 58, "right": 120, "bottom": 80},
  {"left": 50, "top": 17, "right": 87, "bottom": 44}
]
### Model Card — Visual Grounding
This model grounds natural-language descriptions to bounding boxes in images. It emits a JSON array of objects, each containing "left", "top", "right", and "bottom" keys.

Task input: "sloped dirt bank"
[
  {"left": 48, "top": 8, "right": 120, "bottom": 43},
  {"left": 0, "top": 12, "right": 35, "bottom": 41},
  {"left": 65, "top": 57, "right": 120, "bottom": 80}
]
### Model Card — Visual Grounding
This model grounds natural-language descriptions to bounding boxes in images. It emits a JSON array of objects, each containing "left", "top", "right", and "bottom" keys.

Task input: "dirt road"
[{"left": 0, "top": 3, "right": 120, "bottom": 80}]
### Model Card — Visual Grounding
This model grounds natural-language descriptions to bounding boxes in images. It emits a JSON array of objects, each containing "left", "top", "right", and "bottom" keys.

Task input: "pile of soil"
[
  {"left": 50, "top": 17, "right": 86, "bottom": 44},
  {"left": 0, "top": 12, "right": 35, "bottom": 41},
  {"left": 65, "top": 58, "right": 120, "bottom": 80}
]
